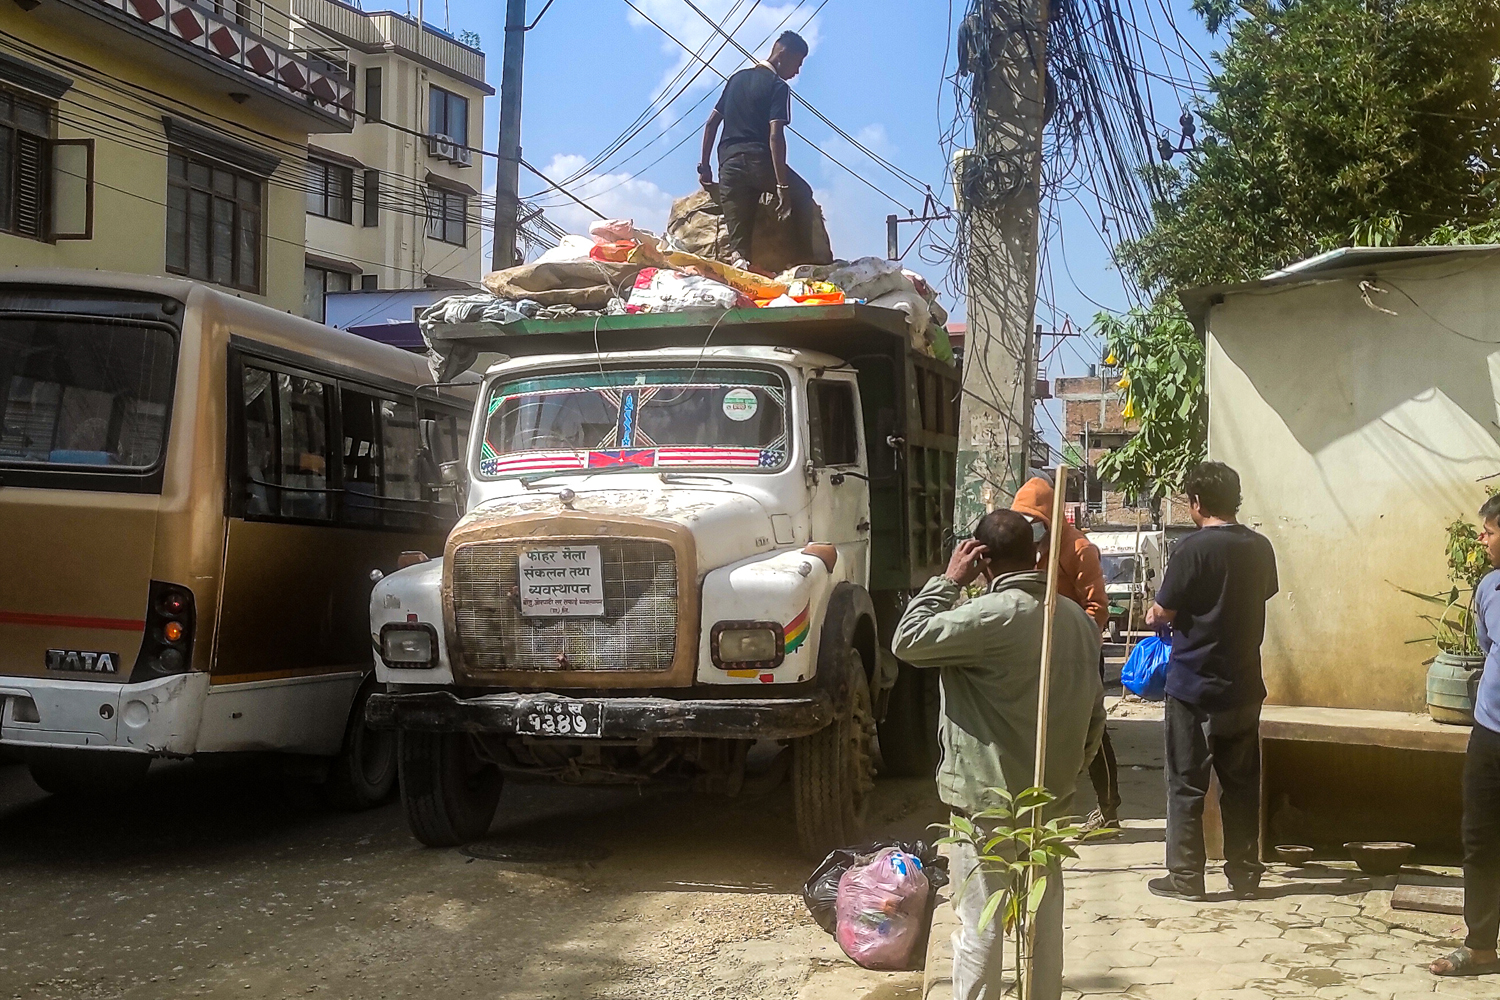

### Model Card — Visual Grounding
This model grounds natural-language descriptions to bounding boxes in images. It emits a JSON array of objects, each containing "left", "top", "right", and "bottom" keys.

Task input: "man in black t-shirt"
[
  {"left": 697, "top": 32, "right": 816, "bottom": 271},
  {"left": 1144, "top": 461, "right": 1279, "bottom": 901}
]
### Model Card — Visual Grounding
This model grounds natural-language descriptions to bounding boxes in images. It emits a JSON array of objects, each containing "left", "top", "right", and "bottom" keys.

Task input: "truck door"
[{"left": 806, "top": 376, "right": 870, "bottom": 584}]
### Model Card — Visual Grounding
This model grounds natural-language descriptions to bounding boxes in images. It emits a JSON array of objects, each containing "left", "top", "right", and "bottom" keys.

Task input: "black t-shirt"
[
  {"left": 714, "top": 65, "right": 792, "bottom": 160},
  {"left": 1156, "top": 524, "right": 1279, "bottom": 709}
]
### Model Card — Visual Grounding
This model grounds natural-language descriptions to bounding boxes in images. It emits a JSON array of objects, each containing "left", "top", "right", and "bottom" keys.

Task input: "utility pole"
[
  {"left": 953, "top": 0, "right": 1049, "bottom": 533},
  {"left": 491, "top": 0, "right": 526, "bottom": 273}
]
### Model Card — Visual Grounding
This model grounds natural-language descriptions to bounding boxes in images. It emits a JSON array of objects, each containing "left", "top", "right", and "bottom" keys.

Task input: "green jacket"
[{"left": 891, "top": 571, "right": 1106, "bottom": 818}]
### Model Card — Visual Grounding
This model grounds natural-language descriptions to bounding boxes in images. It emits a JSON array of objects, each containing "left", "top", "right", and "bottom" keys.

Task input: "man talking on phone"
[{"left": 892, "top": 509, "right": 1104, "bottom": 1000}]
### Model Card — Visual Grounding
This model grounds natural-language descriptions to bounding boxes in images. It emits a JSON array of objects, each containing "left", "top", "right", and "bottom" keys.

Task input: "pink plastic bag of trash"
[
  {"left": 834, "top": 847, "right": 930, "bottom": 970},
  {"left": 589, "top": 218, "right": 635, "bottom": 243}
]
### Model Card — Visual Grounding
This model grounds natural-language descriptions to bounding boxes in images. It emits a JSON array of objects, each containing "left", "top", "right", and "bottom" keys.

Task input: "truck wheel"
[
  {"left": 325, "top": 682, "right": 397, "bottom": 810},
  {"left": 877, "top": 663, "right": 941, "bottom": 778},
  {"left": 26, "top": 748, "right": 150, "bottom": 796},
  {"left": 397, "top": 731, "right": 502, "bottom": 847},
  {"left": 793, "top": 650, "right": 877, "bottom": 857}
]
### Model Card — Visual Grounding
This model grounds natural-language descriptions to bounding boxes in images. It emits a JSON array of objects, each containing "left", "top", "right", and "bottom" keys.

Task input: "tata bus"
[{"left": 0, "top": 271, "right": 471, "bottom": 805}]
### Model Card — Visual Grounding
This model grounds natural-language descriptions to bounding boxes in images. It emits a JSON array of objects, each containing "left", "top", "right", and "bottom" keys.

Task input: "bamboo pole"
[{"left": 1022, "top": 464, "right": 1070, "bottom": 1000}]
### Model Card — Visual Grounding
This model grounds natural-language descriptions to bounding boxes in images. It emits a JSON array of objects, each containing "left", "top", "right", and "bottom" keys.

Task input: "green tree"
[
  {"left": 1117, "top": 0, "right": 1500, "bottom": 292},
  {"left": 1093, "top": 302, "right": 1205, "bottom": 502}
]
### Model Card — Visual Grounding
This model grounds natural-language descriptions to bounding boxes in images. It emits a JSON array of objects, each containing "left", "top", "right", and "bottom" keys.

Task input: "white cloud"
[
  {"left": 625, "top": 0, "right": 822, "bottom": 105},
  {"left": 531, "top": 153, "right": 680, "bottom": 238}
]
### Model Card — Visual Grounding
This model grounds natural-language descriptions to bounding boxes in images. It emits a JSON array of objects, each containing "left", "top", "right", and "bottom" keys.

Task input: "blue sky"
[{"left": 428, "top": 0, "right": 1217, "bottom": 450}]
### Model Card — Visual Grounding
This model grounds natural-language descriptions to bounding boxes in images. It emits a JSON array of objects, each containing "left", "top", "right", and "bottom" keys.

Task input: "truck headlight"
[
  {"left": 380, "top": 623, "right": 438, "bottom": 668},
  {"left": 711, "top": 621, "right": 785, "bottom": 668}
]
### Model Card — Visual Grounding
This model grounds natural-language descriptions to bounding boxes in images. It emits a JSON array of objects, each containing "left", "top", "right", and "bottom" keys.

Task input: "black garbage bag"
[{"left": 802, "top": 839, "right": 949, "bottom": 935}]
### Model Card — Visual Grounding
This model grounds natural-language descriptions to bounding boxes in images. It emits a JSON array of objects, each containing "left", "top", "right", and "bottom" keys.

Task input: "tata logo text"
[{"left": 45, "top": 649, "right": 120, "bottom": 673}]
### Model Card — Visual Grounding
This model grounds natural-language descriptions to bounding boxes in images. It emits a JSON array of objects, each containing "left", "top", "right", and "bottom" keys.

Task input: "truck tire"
[
  {"left": 325, "top": 681, "right": 398, "bottom": 810},
  {"left": 397, "top": 731, "right": 503, "bottom": 847},
  {"left": 793, "top": 649, "right": 877, "bottom": 858},
  {"left": 877, "top": 662, "right": 941, "bottom": 778},
  {"left": 26, "top": 748, "right": 150, "bottom": 796}
]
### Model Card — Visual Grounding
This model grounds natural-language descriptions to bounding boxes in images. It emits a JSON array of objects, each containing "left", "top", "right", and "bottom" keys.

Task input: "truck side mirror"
[
  {"left": 417, "top": 418, "right": 442, "bottom": 485},
  {"left": 1146, "top": 568, "right": 1156, "bottom": 580}
]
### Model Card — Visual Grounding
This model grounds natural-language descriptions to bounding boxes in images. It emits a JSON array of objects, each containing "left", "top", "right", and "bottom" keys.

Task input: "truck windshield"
[
  {"left": 1101, "top": 553, "right": 1138, "bottom": 586},
  {"left": 479, "top": 366, "right": 789, "bottom": 477},
  {"left": 0, "top": 316, "right": 176, "bottom": 471}
]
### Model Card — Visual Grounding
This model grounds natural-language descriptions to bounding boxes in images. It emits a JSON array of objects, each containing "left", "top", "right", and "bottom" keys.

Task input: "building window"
[
  {"left": 426, "top": 188, "right": 465, "bottom": 245},
  {"left": 306, "top": 157, "right": 352, "bottom": 223},
  {"left": 166, "top": 149, "right": 262, "bottom": 292},
  {"left": 302, "top": 265, "right": 352, "bottom": 323},
  {"left": 428, "top": 86, "right": 467, "bottom": 146},
  {"left": 360, "top": 273, "right": 378, "bottom": 291},
  {"left": 362, "top": 168, "right": 379, "bottom": 227},
  {"left": 0, "top": 89, "right": 49, "bottom": 241},
  {"left": 364, "top": 66, "right": 382, "bottom": 124}
]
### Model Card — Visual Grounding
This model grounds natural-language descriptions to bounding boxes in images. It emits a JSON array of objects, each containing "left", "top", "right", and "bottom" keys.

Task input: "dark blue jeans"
[
  {"left": 1464, "top": 722, "right": 1500, "bottom": 951},
  {"left": 1164, "top": 695, "right": 1265, "bottom": 888}
]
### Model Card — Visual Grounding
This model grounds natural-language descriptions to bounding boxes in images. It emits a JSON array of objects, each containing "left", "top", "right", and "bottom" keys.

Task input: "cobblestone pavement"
[
  {"left": 1055, "top": 705, "right": 1491, "bottom": 1000},
  {"left": 926, "top": 702, "right": 1497, "bottom": 1000}
]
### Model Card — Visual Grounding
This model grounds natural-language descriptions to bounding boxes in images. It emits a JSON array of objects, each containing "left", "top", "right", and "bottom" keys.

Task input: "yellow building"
[
  {"left": 291, "top": 0, "right": 491, "bottom": 321},
  {"left": 0, "top": 0, "right": 356, "bottom": 312}
]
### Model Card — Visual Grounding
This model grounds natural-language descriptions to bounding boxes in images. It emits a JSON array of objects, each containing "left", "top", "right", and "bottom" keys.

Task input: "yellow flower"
[
  {"left": 1122, "top": 399, "right": 1136, "bottom": 419},
  {"left": 1105, "top": 353, "right": 1118, "bottom": 366},
  {"left": 1116, "top": 375, "right": 1130, "bottom": 389}
]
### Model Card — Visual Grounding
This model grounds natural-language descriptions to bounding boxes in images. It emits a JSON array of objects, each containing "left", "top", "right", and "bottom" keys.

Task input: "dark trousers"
[
  {"left": 1089, "top": 651, "right": 1121, "bottom": 815},
  {"left": 717, "top": 148, "right": 816, "bottom": 262},
  {"left": 1164, "top": 695, "right": 1265, "bottom": 888},
  {"left": 1464, "top": 723, "right": 1500, "bottom": 951}
]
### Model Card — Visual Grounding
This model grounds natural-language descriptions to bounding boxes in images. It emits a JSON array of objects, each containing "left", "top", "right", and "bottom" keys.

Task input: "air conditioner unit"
[{"left": 428, "top": 134, "right": 473, "bottom": 167}]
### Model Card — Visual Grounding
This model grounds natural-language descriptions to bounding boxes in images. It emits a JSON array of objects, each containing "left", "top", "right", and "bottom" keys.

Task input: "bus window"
[
  {"left": 0, "top": 316, "right": 174, "bottom": 475},
  {"left": 240, "top": 365, "right": 331, "bottom": 521},
  {"left": 341, "top": 387, "right": 425, "bottom": 529}
]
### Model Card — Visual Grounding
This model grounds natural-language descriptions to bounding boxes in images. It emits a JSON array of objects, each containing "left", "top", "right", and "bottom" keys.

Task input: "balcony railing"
[{"left": 91, "top": 0, "right": 355, "bottom": 124}]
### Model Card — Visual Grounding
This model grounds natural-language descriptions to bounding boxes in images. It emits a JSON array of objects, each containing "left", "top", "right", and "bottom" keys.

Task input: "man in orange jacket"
[{"left": 1013, "top": 477, "right": 1120, "bottom": 831}]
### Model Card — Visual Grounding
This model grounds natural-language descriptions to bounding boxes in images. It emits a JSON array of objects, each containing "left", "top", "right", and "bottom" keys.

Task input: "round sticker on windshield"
[{"left": 722, "top": 388, "right": 759, "bottom": 422}]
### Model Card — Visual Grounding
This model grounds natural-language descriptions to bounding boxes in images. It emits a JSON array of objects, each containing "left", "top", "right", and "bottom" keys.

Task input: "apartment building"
[
  {"left": 0, "top": 0, "right": 354, "bottom": 312},
  {"left": 1054, "top": 371, "right": 1193, "bottom": 527},
  {"left": 291, "top": 0, "right": 490, "bottom": 322}
]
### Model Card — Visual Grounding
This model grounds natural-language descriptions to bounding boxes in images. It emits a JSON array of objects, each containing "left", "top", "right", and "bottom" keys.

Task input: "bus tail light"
[{"left": 129, "top": 581, "right": 197, "bottom": 682}]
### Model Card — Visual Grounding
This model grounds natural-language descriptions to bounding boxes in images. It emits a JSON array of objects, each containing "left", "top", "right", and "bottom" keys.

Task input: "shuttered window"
[
  {"left": 166, "top": 149, "right": 262, "bottom": 292},
  {"left": 0, "top": 89, "right": 50, "bottom": 241}
]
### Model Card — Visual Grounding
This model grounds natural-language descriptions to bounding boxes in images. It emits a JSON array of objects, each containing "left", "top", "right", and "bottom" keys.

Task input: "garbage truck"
[
  {"left": 365, "top": 304, "right": 957, "bottom": 856},
  {"left": 1089, "top": 528, "right": 1165, "bottom": 641}
]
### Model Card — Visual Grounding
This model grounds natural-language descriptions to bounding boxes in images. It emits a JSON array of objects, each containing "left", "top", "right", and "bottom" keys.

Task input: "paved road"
[{"left": 0, "top": 751, "right": 940, "bottom": 1000}]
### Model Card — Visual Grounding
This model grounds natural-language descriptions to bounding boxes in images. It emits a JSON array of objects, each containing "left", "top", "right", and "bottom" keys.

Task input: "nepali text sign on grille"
[{"left": 519, "top": 545, "right": 604, "bottom": 617}]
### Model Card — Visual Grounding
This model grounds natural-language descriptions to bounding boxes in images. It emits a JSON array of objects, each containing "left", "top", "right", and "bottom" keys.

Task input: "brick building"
[{"left": 1054, "top": 371, "right": 1193, "bottom": 527}]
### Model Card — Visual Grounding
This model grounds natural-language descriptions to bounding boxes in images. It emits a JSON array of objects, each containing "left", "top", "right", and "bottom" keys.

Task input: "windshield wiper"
[{"left": 520, "top": 465, "right": 658, "bottom": 489}]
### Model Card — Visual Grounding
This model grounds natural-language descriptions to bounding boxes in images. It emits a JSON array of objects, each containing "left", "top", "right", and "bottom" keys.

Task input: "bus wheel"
[
  {"left": 326, "top": 683, "right": 398, "bottom": 810},
  {"left": 397, "top": 731, "right": 502, "bottom": 847},
  {"left": 26, "top": 748, "right": 150, "bottom": 796},
  {"left": 876, "top": 662, "right": 941, "bottom": 778},
  {"left": 793, "top": 649, "right": 876, "bottom": 858}
]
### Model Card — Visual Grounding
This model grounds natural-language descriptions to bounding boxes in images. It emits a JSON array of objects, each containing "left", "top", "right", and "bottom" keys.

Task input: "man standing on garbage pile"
[
  {"left": 697, "top": 31, "right": 817, "bottom": 272},
  {"left": 892, "top": 508, "right": 1104, "bottom": 1000},
  {"left": 1012, "top": 478, "right": 1120, "bottom": 834},
  {"left": 1432, "top": 494, "right": 1500, "bottom": 978},
  {"left": 1144, "top": 461, "right": 1277, "bottom": 903}
]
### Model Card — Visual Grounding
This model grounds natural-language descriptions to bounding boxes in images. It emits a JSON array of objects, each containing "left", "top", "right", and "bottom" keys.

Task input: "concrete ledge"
[{"left": 1260, "top": 704, "right": 1471, "bottom": 754}]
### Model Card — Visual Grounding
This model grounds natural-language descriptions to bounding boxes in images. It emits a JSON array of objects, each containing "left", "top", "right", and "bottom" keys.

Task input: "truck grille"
[{"left": 451, "top": 540, "right": 679, "bottom": 673}]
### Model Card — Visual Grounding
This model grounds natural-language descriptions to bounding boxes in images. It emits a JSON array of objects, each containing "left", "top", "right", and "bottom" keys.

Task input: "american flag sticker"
[
  {"left": 656, "top": 448, "right": 762, "bottom": 467},
  {"left": 480, "top": 451, "right": 587, "bottom": 475}
]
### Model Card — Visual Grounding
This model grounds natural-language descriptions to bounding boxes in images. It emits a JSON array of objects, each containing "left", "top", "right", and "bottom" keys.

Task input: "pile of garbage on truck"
[{"left": 419, "top": 187, "right": 954, "bottom": 382}]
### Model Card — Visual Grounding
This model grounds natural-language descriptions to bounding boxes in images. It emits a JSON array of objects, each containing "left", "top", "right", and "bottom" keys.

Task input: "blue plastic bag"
[{"left": 1121, "top": 634, "right": 1171, "bottom": 701}]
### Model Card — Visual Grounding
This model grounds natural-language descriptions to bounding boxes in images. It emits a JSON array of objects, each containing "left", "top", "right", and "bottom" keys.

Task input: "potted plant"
[{"left": 1402, "top": 518, "right": 1491, "bottom": 725}]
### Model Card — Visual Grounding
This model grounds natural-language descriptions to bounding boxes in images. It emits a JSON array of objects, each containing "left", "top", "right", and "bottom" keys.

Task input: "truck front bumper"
[{"left": 366, "top": 690, "right": 833, "bottom": 740}]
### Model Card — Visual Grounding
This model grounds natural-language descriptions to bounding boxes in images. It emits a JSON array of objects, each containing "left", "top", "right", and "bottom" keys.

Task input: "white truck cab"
[{"left": 367, "top": 306, "right": 958, "bottom": 856}]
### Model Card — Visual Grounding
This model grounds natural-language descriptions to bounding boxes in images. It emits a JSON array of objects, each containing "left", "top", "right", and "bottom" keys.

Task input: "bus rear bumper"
[
  {"left": 366, "top": 689, "right": 834, "bottom": 740},
  {"left": 0, "top": 672, "right": 209, "bottom": 755}
]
